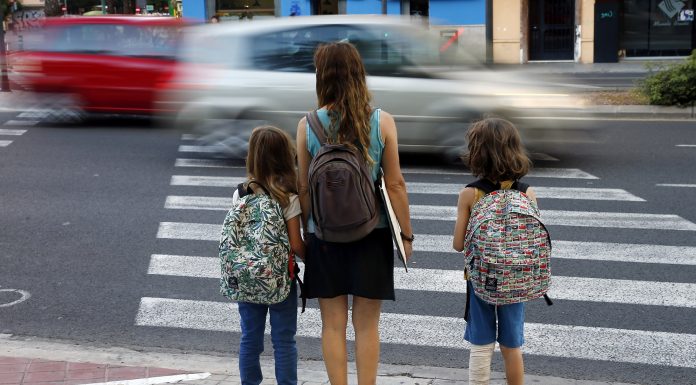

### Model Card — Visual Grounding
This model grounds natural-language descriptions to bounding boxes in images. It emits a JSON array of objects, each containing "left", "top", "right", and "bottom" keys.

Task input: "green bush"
[{"left": 641, "top": 50, "right": 696, "bottom": 108}]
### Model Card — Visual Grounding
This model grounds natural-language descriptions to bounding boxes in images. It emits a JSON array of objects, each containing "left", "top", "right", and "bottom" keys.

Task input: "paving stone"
[
  {"left": 27, "top": 361, "right": 67, "bottom": 373},
  {"left": 297, "top": 369, "right": 329, "bottom": 383},
  {"left": 23, "top": 370, "right": 68, "bottom": 383},
  {"left": 0, "top": 364, "right": 27, "bottom": 375},
  {"left": 430, "top": 380, "right": 467, "bottom": 385},
  {"left": 410, "top": 366, "right": 469, "bottom": 381},
  {"left": 0, "top": 372, "right": 24, "bottom": 384}
]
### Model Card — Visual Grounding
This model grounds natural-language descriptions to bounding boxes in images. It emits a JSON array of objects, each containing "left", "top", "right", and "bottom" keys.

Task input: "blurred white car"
[{"left": 158, "top": 15, "right": 591, "bottom": 158}]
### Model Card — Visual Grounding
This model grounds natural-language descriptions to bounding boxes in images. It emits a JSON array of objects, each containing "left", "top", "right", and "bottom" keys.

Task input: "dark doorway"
[
  {"left": 410, "top": 0, "right": 429, "bottom": 17},
  {"left": 529, "top": 0, "right": 575, "bottom": 60}
]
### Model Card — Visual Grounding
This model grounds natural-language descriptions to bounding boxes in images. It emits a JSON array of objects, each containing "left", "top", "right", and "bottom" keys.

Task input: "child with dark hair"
[{"left": 452, "top": 117, "right": 537, "bottom": 385}]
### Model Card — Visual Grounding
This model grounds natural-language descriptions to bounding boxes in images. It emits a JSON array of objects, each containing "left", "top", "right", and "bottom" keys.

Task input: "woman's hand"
[{"left": 403, "top": 239, "right": 413, "bottom": 262}]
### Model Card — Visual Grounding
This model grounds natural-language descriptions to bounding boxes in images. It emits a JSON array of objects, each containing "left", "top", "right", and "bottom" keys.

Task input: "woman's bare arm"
[{"left": 380, "top": 111, "right": 413, "bottom": 260}]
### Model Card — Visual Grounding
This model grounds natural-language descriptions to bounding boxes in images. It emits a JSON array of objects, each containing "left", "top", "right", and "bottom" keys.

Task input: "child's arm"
[
  {"left": 526, "top": 187, "right": 538, "bottom": 205},
  {"left": 453, "top": 187, "right": 475, "bottom": 252},
  {"left": 286, "top": 215, "right": 305, "bottom": 260}
]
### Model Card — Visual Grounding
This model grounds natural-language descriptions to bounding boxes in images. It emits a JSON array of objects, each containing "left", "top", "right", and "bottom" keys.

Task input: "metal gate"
[{"left": 529, "top": 0, "right": 575, "bottom": 60}]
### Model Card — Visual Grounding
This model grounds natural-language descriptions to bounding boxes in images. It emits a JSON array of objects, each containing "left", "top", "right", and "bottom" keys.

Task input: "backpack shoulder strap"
[
  {"left": 466, "top": 179, "right": 499, "bottom": 194},
  {"left": 237, "top": 183, "right": 249, "bottom": 198},
  {"left": 512, "top": 181, "right": 529, "bottom": 193},
  {"left": 306, "top": 110, "right": 327, "bottom": 144}
]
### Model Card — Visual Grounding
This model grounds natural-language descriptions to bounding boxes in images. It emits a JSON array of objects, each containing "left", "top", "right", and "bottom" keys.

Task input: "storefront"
[{"left": 623, "top": 0, "right": 695, "bottom": 57}]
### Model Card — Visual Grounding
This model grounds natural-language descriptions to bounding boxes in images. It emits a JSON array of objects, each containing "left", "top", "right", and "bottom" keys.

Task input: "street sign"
[{"left": 146, "top": 4, "right": 154, "bottom": 11}]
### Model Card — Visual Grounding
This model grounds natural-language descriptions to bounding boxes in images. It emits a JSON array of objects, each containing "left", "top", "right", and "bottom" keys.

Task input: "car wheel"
[{"left": 182, "top": 109, "right": 267, "bottom": 159}]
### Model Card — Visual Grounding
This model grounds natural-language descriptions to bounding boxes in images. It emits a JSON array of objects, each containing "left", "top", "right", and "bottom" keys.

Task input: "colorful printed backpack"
[
  {"left": 219, "top": 181, "right": 292, "bottom": 305},
  {"left": 464, "top": 179, "right": 552, "bottom": 306}
]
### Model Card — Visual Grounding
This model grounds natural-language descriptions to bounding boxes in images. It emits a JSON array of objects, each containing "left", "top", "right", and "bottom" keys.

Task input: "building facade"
[{"left": 180, "top": 0, "right": 696, "bottom": 63}]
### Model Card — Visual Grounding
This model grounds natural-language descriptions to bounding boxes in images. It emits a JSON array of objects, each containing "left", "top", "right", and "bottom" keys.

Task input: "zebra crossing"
[
  {"left": 0, "top": 115, "right": 38, "bottom": 147},
  {"left": 135, "top": 137, "right": 696, "bottom": 378}
]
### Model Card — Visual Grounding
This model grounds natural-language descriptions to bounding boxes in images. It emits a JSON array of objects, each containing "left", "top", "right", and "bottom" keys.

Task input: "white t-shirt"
[{"left": 232, "top": 189, "right": 301, "bottom": 221}]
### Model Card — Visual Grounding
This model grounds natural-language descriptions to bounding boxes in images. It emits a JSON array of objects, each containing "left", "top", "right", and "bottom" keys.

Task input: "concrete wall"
[
  {"left": 492, "top": 0, "right": 522, "bottom": 63},
  {"left": 182, "top": 0, "right": 207, "bottom": 21},
  {"left": 579, "top": 0, "right": 594, "bottom": 63},
  {"left": 430, "top": 0, "right": 484, "bottom": 25},
  {"left": 345, "top": 0, "right": 400, "bottom": 14}
]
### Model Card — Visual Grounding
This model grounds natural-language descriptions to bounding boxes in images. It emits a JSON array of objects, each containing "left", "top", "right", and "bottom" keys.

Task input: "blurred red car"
[{"left": 10, "top": 16, "right": 186, "bottom": 115}]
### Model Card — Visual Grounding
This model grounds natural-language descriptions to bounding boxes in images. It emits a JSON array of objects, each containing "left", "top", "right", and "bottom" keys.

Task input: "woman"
[{"left": 296, "top": 42, "right": 413, "bottom": 385}]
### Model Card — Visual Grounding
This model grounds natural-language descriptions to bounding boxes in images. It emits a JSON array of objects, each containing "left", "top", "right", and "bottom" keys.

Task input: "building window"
[
  {"left": 216, "top": 0, "right": 275, "bottom": 19},
  {"left": 623, "top": 0, "right": 695, "bottom": 56}
]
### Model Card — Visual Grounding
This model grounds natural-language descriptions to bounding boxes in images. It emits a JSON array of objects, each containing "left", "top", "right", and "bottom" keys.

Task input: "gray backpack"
[{"left": 306, "top": 110, "right": 379, "bottom": 243}]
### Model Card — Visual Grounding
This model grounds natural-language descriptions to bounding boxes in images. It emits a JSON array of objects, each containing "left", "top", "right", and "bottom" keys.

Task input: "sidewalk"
[{"left": 0, "top": 334, "right": 637, "bottom": 385}]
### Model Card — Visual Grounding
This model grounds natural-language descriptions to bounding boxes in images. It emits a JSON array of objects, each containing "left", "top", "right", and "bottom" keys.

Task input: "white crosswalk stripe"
[
  {"left": 408, "top": 205, "right": 696, "bottom": 230},
  {"left": 0, "top": 129, "right": 28, "bottom": 135},
  {"left": 3, "top": 120, "right": 38, "bottom": 126},
  {"left": 147, "top": 254, "right": 696, "bottom": 308},
  {"left": 401, "top": 167, "right": 598, "bottom": 179},
  {"left": 138, "top": 149, "right": 696, "bottom": 375},
  {"left": 135, "top": 297, "right": 696, "bottom": 369},
  {"left": 0, "top": 140, "right": 12, "bottom": 147}
]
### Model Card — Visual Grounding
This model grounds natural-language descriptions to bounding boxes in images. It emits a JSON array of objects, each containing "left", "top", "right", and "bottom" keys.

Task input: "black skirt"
[{"left": 303, "top": 227, "right": 395, "bottom": 300}]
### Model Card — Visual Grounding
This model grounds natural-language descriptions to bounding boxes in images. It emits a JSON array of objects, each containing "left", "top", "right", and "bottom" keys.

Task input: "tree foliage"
[
  {"left": 1, "top": 0, "right": 23, "bottom": 20},
  {"left": 641, "top": 50, "right": 696, "bottom": 108},
  {"left": 44, "top": 0, "right": 62, "bottom": 16}
]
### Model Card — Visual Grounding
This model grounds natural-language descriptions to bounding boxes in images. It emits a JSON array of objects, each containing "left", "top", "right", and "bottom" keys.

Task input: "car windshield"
[
  {"left": 244, "top": 22, "right": 482, "bottom": 75},
  {"left": 20, "top": 23, "right": 181, "bottom": 59}
]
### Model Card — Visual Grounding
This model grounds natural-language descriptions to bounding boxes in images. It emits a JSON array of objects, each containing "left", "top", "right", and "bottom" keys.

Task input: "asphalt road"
[{"left": 1, "top": 112, "right": 695, "bottom": 384}]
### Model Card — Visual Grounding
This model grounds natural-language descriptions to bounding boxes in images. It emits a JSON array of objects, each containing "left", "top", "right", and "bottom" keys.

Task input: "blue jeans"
[{"left": 237, "top": 283, "right": 298, "bottom": 385}]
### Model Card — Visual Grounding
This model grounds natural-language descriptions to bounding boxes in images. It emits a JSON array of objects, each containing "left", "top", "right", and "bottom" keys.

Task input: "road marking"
[
  {"left": 148, "top": 254, "right": 696, "bottom": 308},
  {"left": 4, "top": 120, "right": 38, "bottom": 126},
  {"left": 179, "top": 145, "right": 222, "bottom": 153},
  {"left": 676, "top": 144, "right": 696, "bottom": 147},
  {"left": 0, "top": 140, "right": 12, "bottom": 147},
  {"left": 155, "top": 224, "right": 696, "bottom": 265},
  {"left": 164, "top": 188, "right": 641, "bottom": 213},
  {"left": 170, "top": 175, "right": 246, "bottom": 187},
  {"left": 83, "top": 373, "right": 211, "bottom": 385},
  {"left": 401, "top": 167, "right": 598, "bottom": 179},
  {"left": 174, "top": 158, "right": 244, "bottom": 169},
  {"left": 416, "top": 236, "right": 696, "bottom": 266},
  {"left": 407, "top": 184, "right": 644, "bottom": 201},
  {"left": 135, "top": 297, "right": 696, "bottom": 368},
  {"left": 409, "top": 205, "right": 696, "bottom": 231},
  {"left": 0, "top": 129, "right": 28, "bottom": 135},
  {"left": 0, "top": 289, "right": 31, "bottom": 308},
  {"left": 167, "top": 180, "right": 631, "bottom": 202},
  {"left": 17, "top": 111, "right": 51, "bottom": 119},
  {"left": 657, "top": 183, "right": 696, "bottom": 188},
  {"left": 181, "top": 134, "right": 197, "bottom": 141}
]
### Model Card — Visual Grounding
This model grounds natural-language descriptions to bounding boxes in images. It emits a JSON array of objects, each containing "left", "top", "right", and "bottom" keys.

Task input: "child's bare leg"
[
  {"left": 468, "top": 342, "right": 495, "bottom": 385},
  {"left": 499, "top": 345, "right": 524, "bottom": 385}
]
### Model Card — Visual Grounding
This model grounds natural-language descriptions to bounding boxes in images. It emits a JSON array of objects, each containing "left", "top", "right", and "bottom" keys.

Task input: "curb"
[{"left": 0, "top": 334, "right": 639, "bottom": 385}]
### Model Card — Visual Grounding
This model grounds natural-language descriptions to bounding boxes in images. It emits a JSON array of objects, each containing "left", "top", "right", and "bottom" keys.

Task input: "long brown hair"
[
  {"left": 314, "top": 42, "right": 373, "bottom": 164},
  {"left": 246, "top": 125, "right": 298, "bottom": 207},
  {"left": 463, "top": 118, "right": 531, "bottom": 182}
]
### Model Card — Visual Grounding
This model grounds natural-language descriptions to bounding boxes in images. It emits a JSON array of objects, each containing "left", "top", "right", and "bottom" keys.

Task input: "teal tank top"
[{"left": 306, "top": 107, "right": 388, "bottom": 232}]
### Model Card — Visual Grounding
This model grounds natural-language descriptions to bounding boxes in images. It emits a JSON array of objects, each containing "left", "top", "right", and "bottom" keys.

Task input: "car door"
[{"left": 345, "top": 24, "right": 467, "bottom": 150}]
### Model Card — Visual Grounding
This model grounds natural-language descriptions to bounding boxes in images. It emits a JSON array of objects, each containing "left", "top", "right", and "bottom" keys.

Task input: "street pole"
[
  {"left": 101, "top": 0, "right": 106, "bottom": 14},
  {"left": 0, "top": 4, "right": 10, "bottom": 92},
  {"left": 381, "top": 0, "right": 386, "bottom": 15}
]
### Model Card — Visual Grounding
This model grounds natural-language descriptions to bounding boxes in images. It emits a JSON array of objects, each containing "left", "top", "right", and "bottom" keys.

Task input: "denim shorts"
[{"left": 464, "top": 281, "right": 525, "bottom": 348}]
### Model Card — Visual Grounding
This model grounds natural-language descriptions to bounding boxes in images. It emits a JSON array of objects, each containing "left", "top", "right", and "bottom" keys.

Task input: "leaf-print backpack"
[
  {"left": 219, "top": 181, "right": 292, "bottom": 305},
  {"left": 464, "top": 179, "right": 553, "bottom": 306}
]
